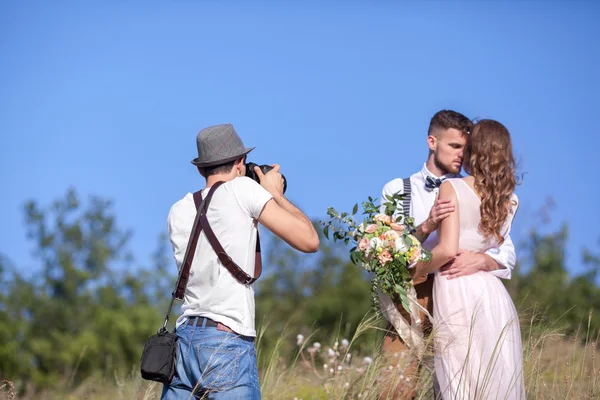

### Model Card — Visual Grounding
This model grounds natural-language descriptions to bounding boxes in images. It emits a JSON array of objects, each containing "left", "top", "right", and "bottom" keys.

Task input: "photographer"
[{"left": 160, "top": 123, "right": 319, "bottom": 399}]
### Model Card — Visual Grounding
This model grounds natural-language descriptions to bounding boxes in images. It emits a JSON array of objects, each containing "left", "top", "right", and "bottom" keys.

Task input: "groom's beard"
[{"left": 433, "top": 156, "right": 453, "bottom": 176}]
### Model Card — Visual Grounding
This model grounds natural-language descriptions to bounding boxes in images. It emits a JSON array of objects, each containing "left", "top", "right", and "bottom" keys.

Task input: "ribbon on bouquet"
[{"left": 377, "top": 280, "right": 435, "bottom": 358}]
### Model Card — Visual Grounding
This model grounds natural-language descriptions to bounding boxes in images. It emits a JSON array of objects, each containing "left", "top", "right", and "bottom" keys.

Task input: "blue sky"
[{"left": 1, "top": 1, "right": 599, "bottom": 277}]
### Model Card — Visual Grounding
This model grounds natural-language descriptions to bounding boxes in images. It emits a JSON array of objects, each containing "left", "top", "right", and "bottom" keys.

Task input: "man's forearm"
[
  {"left": 413, "top": 220, "right": 434, "bottom": 244},
  {"left": 273, "top": 195, "right": 313, "bottom": 227}
]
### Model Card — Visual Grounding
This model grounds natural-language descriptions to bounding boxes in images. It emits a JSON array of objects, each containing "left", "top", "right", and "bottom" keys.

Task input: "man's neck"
[
  {"left": 425, "top": 157, "right": 449, "bottom": 178},
  {"left": 206, "top": 174, "right": 235, "bottom": 188}
]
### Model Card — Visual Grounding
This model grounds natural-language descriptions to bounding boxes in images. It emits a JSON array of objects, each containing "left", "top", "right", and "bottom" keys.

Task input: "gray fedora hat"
[{"left": 191, "top": 123, "right": 255, "bottom": 167}]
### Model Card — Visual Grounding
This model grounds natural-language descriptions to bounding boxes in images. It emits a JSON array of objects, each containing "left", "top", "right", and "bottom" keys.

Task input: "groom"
[{"left": 378, "top": 110, "right": 516, "bottom": 399}]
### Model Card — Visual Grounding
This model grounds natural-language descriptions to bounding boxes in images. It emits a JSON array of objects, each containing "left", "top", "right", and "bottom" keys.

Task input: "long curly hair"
[{"left": 463, "top": 119, "right": 517, "bottom": 245}]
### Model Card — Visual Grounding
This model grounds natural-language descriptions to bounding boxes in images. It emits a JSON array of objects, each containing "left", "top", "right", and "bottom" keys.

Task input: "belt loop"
[{"left": 201, "top": 317, "right": 208, "bottom": 329}]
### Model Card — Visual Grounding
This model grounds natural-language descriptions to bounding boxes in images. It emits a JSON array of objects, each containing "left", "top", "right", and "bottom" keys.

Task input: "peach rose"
[
  {"left": 390, "top": 223, "right": 405, "bottom": 233},
  {"left": 358, "top": 237, "right": 370, "bottom": 251},
  {"left": 409, "top": 246, "right": 422, "bottom": 264},
  {"left": 374, "top": 214, "right": 392, "bottom": 225},
  {"left": 378, "top": 250, "right": 393, "bottom": 265},
  {"left": 365, "top": 224, "right": 377, "bottom": 233}
]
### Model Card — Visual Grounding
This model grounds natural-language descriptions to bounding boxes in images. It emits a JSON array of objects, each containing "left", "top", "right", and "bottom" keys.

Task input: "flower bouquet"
[{"left": 321, "top": 191, "right": 433, "bottom": 352}]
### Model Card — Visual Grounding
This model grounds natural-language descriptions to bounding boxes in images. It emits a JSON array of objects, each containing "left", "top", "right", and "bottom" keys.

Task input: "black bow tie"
[{"left": 425, "top": 176, "right": 444, "bottom": 190}]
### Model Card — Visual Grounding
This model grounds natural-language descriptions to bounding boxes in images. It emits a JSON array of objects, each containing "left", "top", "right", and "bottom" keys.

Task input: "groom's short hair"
[{"left": 428, "top": 110, "right": 473, "bottom": 137}]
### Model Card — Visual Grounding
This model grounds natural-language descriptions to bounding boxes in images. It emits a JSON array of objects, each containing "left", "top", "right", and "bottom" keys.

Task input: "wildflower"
[
  {"left": 296, "top": 334, "right": 304, "bottom": 346},
  {"left": 312, "top": 342, "right": 321, "bottom": 350},
  {"left": 341, "top": 338, "right": 349, "bottom": 348},
  {"left": 337, "top": 365, "right": 343, "bottom": 371},
  {"left": 328, "top": 348, "right": 335, "bottom": 357},
  {"left": 362, "top": 356, "right": 373, "bottom": 365},
  {"left": 344, "top": 382, "right": 350, "bottom": 389}
]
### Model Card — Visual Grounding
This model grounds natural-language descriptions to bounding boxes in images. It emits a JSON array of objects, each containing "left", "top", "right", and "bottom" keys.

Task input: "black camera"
[{"left": 245, "top": 162, "right": 288, "bottom": 194}]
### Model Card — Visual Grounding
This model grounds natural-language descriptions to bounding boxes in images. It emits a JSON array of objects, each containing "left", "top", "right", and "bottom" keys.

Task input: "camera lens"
[{"left": 245, "top": 162, "right": 287, "bottom": 194}]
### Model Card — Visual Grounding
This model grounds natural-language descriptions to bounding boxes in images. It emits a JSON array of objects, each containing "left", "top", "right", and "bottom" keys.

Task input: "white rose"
[
  {"left": 383, "top": 230, "right": 399, "bottom": 241},
  {"left": 395, "top": 236, "right": 409, "bottom": 253},
  {"left": 370, "top": 237, "right": 383, "bottom": 250}
]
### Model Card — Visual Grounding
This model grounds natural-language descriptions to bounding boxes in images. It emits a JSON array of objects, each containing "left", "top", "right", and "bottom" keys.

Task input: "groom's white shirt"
[{"left": 380, "top": 163, "right": 515, "bottom": 279}]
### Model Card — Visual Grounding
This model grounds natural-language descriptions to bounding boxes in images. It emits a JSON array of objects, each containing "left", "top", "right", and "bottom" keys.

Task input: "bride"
[{"left": 413, "top": 119, "right": 526, "bottom": 399}]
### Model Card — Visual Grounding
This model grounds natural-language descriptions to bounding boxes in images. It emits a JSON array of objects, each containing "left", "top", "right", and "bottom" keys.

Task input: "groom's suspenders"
[{"left": 402, "top": 177, "right": 412, "bottom": 217}]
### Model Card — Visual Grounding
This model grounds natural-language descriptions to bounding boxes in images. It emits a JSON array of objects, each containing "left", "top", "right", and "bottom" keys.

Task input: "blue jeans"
[{"left": 160, "top": 317, "right": 261, "bottom": 400}]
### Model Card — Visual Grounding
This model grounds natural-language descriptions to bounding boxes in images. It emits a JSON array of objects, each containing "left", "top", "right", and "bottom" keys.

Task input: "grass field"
[{"left": 2, "top": 310, "right": 599, "bottom": 400}]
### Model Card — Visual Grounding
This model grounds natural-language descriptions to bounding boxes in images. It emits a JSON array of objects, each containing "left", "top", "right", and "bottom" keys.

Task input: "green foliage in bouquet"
[{"left": 321, "top": 192, "right": 431, "bottom": 313}]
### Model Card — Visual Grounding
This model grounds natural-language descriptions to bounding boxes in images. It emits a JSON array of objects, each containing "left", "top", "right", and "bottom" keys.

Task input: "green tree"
[
  {"left": 0, "top": 188, "right": 170, "bottom": 391},
  {"left": 509, "top": 222, "right": 600, "bottom": 338}
]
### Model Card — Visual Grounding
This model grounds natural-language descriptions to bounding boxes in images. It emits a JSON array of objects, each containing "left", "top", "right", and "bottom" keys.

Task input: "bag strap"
[
  {"left": 198, "top": 189, "right": 262, "bottom": 285},
  {"left": 402, "top": 177, "right": 412, "bottom": 218},
  {"left": 159, "top": 181, "right": 223, "bottom": 332}
]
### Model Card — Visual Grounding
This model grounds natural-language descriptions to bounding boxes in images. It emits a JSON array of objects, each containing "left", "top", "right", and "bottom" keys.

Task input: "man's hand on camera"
[{"left": 254, "top": 164, "right": 285, "bottom": 198}]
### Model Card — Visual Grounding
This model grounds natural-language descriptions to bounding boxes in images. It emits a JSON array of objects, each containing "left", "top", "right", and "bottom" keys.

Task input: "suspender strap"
[
  {"left": 161, "top": 182, "right": 221, "bottom": 330},
  {"left": 173, "top": 181, "right": 223, "bottom": 300},
  {"left": 197, "top": 183, "right": 262, "bottom": 285},
  {"left": 402, "top": 177, "right": 412, "bottom": 217}
]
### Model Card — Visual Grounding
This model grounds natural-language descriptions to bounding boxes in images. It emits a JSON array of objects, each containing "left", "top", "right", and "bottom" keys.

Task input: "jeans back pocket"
[{"left": 196, "top": 341, "right": 242, "bottom": 391}]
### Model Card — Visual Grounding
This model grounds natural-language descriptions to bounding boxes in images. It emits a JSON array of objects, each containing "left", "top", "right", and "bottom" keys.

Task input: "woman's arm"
[{"left": 413, "top": 181, "right": 460, "bottom": 278}]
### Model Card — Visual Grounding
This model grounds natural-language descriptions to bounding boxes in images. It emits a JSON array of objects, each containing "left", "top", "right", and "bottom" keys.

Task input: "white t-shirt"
[{"left": 167, "top": 176, "right": 273, "bottom": 337}]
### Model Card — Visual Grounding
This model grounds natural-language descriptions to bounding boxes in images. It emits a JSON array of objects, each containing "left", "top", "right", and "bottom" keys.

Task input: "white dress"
[{"left": 433, "top": 179, "right": 526, "bottom": 400}]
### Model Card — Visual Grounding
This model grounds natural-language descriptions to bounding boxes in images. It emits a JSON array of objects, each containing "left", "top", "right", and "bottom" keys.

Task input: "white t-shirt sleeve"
[
  {"left": 167, "top": 200, "right": 192, "bottom": 271},
  {"left": 233, "top": 177, "right": 274, "bottom": 219}
]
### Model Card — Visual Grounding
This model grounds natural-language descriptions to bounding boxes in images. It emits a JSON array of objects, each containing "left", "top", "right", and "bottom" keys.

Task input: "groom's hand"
[
  {"left": 424, "top": 198, "right": 455, "bottom": 234},
  {"left": 440, "top": 250, "right": 497, "bottom": 279},
  {"left": 414, "top": 197, "right": 455, "bottom": 243}
]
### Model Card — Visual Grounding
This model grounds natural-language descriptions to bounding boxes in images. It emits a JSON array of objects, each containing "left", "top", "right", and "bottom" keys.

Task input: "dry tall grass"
[{"left": 2, "top": 309, "right": 599, "bottom": 400}]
